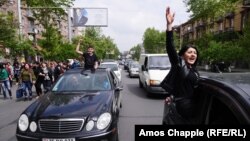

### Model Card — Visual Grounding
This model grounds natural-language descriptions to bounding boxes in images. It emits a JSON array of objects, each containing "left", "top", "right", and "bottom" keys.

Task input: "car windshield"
[
  {"left": 99, "top": 63, "right": 118, "bottom": 71},
  {"left": 148, "top": 56, "right": 171, "bottom": 69},
  {"left": 52, "top": 72, "right": 111, "bottom": 92},
  {"left": 131, "top": 63, "right": 140, "bottom": 68}
]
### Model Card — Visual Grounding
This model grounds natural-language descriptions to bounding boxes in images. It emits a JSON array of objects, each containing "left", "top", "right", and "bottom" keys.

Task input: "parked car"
[
  {"left": 210, "top": 61, "right": 231, "bottom": 73},
  {"left": 138, "top": 54, "right": 171, "bottom": 96},
  {"left": 99, "top": 62, "right": 122, "bottom": 82},
  {"left": 128, "top": 61, "right": 140, "bottom": 78},
  {"left": 16, "top": 68, "right": 123, "bottom": 141},
  {"left": 162, "top": 73, "right": 250, "bottom": 125}
]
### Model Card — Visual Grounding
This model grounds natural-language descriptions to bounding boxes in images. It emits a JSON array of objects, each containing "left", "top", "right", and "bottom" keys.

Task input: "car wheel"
[{"left": 139, "top": 79, "right": 143, "bottom": 88}]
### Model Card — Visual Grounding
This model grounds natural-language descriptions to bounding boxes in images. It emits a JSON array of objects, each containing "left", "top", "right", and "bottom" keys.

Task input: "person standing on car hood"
[{"left": 161, "top": 7, "right": 200, "bottom": 122}]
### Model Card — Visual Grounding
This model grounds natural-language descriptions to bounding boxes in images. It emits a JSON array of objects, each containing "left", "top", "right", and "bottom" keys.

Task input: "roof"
[
  {"left": 65, "top": 67, "right": 108, "bottom": 74},
  {"left": 200, "top": 72, "right": 250, "bottom": 97}
]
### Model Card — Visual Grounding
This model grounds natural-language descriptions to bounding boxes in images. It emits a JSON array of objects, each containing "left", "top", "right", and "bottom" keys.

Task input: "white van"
[{"left": 138, "top": 54, "right": 171, "bottom": 96}]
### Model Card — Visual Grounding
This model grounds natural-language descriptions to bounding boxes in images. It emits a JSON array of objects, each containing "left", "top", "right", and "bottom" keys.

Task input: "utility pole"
[
  {"left": 17, "top": 0, "right": 22, "bottom": 41},
  {"left": 68, "top": 8, "right": 72, "bottom": 43}
]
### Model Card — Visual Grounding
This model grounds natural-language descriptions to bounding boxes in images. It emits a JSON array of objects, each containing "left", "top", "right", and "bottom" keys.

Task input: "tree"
[
  {"left": 24, "top": 0, "right": 75, "bottom": 60},
  {"left": 184, "top": 0, "right": 239, "bottom": 19},
  {"left": 73, "top": 27, "right": 120, "bottom": 60},
  {"left": 143, "top": 28, "right": 166, "bottom": 53},
  {"left": 238, "top": 25, "right": 250, "bottom": 63},
  {"left": 0, "top": 12, "right": 16, "bottom": 51},
  {"left": 130, "top": 44, "right": 142, "bottom": 61}
]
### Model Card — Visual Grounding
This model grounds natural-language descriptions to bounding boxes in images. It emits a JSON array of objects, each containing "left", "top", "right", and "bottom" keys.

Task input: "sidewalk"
[
  {"left": 197, "top": 65, "right": 250, "bottom": 73},
  {"left": 0, "top": 82, "right": 38, "bottom": 102}
]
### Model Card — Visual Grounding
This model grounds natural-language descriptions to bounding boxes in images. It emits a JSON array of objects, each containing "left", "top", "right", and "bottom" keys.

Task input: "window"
[
  {"left": 207, "top": 97, "right": 240, "bottom": 124},
  {"left": 148, "top": 56, "right": 171, "bottom": 69}
]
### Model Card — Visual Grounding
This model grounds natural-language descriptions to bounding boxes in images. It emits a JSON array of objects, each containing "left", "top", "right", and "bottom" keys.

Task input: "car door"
[
  {"left": 141, "top": 57, "right": 149, "bottom": 87},
  {"left": 198, "top": 78, "right": 250, "bottom": 124}
]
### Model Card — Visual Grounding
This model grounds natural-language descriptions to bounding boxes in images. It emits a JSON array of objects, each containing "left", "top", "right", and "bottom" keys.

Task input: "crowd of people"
[
  {"left": 0, "top": 38, "right": 99, "bottom": 100},
  {"left": 0, "top": 60, "right": 76, "bottom": 100}
]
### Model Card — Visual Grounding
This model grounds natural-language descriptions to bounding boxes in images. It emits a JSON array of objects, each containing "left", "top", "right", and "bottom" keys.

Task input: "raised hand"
[{"left": 166, "top": 7, "right": 175, "bottom": 25}]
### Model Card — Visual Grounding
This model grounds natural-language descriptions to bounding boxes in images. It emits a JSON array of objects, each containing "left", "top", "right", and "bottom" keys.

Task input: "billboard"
[{"left": 73, "top": 8, "right": 108, "bottom": 27}]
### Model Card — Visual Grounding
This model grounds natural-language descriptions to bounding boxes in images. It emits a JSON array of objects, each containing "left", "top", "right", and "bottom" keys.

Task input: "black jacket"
[{"left": 161, "top": 31, "right": 199, "bottom": 98}]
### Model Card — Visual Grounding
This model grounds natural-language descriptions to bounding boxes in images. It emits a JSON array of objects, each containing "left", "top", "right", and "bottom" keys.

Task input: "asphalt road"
[
  {"left": 0, "top": 69, "right": 165, "bottom": 141},
  {"left": 1, "top": 69, "right": 249, "bottom": 141}
]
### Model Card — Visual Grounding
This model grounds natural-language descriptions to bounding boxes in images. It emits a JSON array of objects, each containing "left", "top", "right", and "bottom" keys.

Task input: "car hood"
[
  {"left": 148, "top": 70, "right": 170, "bottom": 81},
  {"left": 27, "top": 91, "right": 113, "bottom": 119}
]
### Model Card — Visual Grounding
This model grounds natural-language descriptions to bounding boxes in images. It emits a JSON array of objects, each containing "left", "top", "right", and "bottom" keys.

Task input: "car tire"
[{"left": 139, "top": 78, "right": 143, "bottom": 88}]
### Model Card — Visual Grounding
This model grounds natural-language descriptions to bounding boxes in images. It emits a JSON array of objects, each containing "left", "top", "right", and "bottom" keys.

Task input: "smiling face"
[{"left": 182, "top": 47, "right": 197, "bottom": 67}]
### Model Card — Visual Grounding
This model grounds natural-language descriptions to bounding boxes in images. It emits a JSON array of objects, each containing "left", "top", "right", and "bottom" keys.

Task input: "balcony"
[
  {"left": 225, "top": 12, "right": 234, "bottom": 19},
  {"left": 225, "top": 27, "right": 234, "bottom": 32},
  {"left": 27, "top": 9, "right": 35, "bottom": 20},
  {"left": 216, "top": 17, "right": 223, "bottom": 23},
  {"left": 214, "top": 30, "right": 223, "bottom": 35},
  {"left": 28, "top": 28, "right": 38, "bottom": 34}
]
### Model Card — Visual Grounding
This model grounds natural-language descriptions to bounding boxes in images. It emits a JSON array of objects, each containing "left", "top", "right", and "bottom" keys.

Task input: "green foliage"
[
  {"left": 237, "top": 25, "right": 250, "bottom": 62},
  {"left": 212, "top": 31, "right": 239, "bottom": 42},
  {"left": 198, "top": 40, "right": 243, "bottom": 64},
  {"left": 143, "top": 28, "right": 166, "bottom": 53},
  {"left": 184, "top": 0, "right": 239, "bottom": 19},
  {"left": 0, "top": 12, "right": 17, "bottom": 55},
  {"left": 130, "top": 44, "right": 142, "bottom": 61},
  {"left": 72, "top": 27, "right": 120, "bottom": 60}
]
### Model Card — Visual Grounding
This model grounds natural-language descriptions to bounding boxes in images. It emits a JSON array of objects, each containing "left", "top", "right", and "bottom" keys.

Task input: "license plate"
[{"left": 42, "top": 138, "right": 75, "bottom": 141}]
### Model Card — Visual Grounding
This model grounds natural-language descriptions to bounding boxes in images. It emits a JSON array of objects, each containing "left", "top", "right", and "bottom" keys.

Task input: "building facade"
[
  {"left": 175, "top": 0, "right": 250, "bottom": 45},
  {"left": 0, "top": 0, "right": 79, "bottom": 62}
]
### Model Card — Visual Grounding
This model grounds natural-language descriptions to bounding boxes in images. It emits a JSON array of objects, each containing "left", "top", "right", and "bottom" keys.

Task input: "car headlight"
[
  {"left": 29, "top": 121, "right": 37, "bottom": 132},
  {"left": 86, "top": 120, "right": 94, "bottom": 131},
  {"left": 18, "top": 114, "right": 29, "bottom": 131},
  {"left": 97, "top": 113, "right": 111, "bottom": 130},
  {"left": 149, "top": 80, "right": 161, "bottom": 85}
]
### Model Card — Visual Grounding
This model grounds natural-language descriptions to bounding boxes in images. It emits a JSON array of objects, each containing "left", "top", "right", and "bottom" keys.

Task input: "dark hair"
[
  {"left": 0, "top": 64, "right": 4, "bottom": 69},
  {"left": 178, "top": 44, "right": 199, "bottom": 67},
  {"left": 87, "top": 45, "right": 94, "bottom": 49}
]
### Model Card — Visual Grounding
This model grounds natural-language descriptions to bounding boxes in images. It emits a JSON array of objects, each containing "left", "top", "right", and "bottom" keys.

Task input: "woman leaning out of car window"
[{"left": 162, "top": 6, "right": 200, "bottom": 123}]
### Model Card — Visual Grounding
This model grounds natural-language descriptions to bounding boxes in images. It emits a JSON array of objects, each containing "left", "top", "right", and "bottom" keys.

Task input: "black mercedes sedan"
[
  {"left": 16, "top": 68, "right": 123, "bottom": 141},
  {"left": 162, "top": 72, "right": 250, "bottom": 125}
]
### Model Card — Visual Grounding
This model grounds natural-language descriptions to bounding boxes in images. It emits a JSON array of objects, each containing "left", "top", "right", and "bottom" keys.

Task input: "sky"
[{"left": 73, "top": 0, "right": 191, "bottom": 52}]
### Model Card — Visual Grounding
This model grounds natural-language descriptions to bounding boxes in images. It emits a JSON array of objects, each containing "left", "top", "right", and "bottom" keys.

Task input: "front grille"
[{"left": 39, "top": 118, "right": 84, "bottom": 133}]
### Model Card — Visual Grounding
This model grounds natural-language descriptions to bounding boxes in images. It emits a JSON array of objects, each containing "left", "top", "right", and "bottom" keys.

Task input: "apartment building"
[
  {"left": 175, "top": 0, "right": 250, "bottom": 44},
  {"left": 0, "top": 0, "right": 79, "bottom": 45},
  {"left": 0, "top": 0, "right": 80, "bottom": 62}
]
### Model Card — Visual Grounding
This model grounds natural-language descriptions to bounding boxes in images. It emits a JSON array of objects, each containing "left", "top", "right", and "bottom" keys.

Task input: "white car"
[
  {"left": 138, "top": 54, "right": 171, "bottom": 96},
  {"left": 99, "top": 62, "right": 122, "bottom": 82}
]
